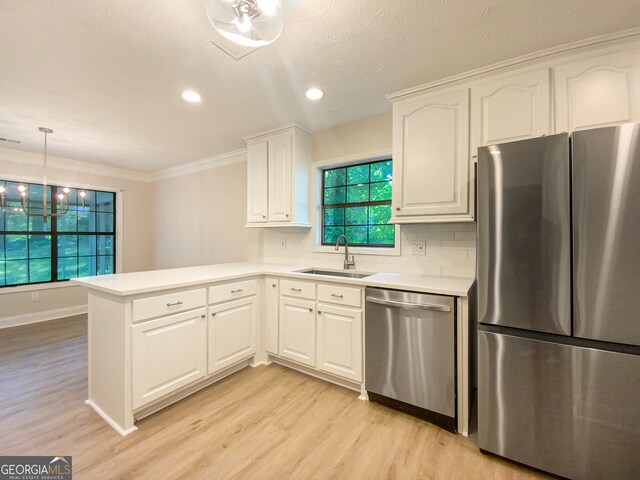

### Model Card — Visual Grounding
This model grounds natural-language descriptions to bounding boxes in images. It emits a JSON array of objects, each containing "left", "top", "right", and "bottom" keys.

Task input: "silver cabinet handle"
[
  {"left": 331, "top": 293, "right": 344, "bottom": 298},
  {"left": 472, "top": 154, "right": 478, "bottom": 158},
  {"left": 166, "top": 301, "right": 183, "bottom": 307},
  {"left": 231, "top": 289, "right": 243, "bottom": 293},
  {"left": 200, "top": 314, "right": 205, "bottom": 318},
  {"left": 262, "top": 215, "right": 266, "bottom": 218},
  {"left": 308, "top": 308, "right": 313, "bottom": 313},
  {"left": 211, "top": 312, "right": 216, "bottom": 317},
  {"left": 272, "top": 283, "right": 277, "bottom": 288},
  {"left": 365, "top": 296, "right": 451, "bottom": 312},
  {"left": 318, "top": 311, "right": 322, "bottom": 315},
  {"left": 285, "top": 213, "right": 290, "bottom": 217},
  {"left": 290, "top": 287, "right": 302, "bottom": 292}
]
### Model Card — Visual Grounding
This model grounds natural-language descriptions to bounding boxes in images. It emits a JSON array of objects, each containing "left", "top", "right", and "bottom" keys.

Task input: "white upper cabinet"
[
  {"left": 245, "top": 125, "right": 311, "bottom": 227},
  {"left": 246, "top": 141, "right": 269, "bottom": 223},
  {"left": 471, "top": 68, "right": 551, "bottom": 155},
  {"left": 554, "top": 49, "right": 640, "bottom": 132},
  {"left": 391, "top": 88, "right": 471, "bottom": 222}
]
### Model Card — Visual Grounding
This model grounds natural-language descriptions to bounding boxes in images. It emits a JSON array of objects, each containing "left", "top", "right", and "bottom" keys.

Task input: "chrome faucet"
[{"left": 335, "top": 234, "right": 356, "bottom": 270}]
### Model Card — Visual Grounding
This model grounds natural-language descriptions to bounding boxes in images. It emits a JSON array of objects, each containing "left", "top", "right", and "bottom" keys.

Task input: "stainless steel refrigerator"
[{"left": 477, "top": 123, "right": 640, "bottom": 480}]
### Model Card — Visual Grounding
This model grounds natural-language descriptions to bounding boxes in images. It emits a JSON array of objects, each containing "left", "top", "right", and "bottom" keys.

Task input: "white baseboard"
[
  {"left": 85, "top": 399, "right": 138, "bottom": 437},
  {"left": 0, "top": 305, "right": 88, "bottom": 329}
]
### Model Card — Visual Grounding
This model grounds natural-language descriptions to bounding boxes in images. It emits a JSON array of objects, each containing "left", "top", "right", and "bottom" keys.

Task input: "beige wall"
[
  {"left": 0, "top": 152, "right": 155, "bottom": 323},
  {"left": 152, "top": 156, "right": 262, "bottom": 269}
]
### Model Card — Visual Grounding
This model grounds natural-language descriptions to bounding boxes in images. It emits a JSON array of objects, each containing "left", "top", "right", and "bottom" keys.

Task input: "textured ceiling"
[{"left": 1, "top": 0, "right": 640, "bottom": 172}]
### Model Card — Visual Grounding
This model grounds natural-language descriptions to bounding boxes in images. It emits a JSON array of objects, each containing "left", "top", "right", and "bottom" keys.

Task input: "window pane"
[
  {"left": 58, "top": 257, "right": 78, "bottom": 280},
  {"left": 370, "top": 160, "right": 393, "bottom": 182},
  {"left": 97, "top": 235, "right": 114, "bottom": 255},
  {"left": 346, "top": 184, "right": 369, "bottom": 203},
  {"left": 78, "top": 235, "right": 97, "bottom": 256},
  {"left": 29, "top": 258, "right": 51, "bottom": 283},
  {"left": 324, "top": 187, "right": 346, "bottom": 205},
  {"left": 96, "top": 192, "right": 115, "bottom": 212},
  {"left": 78, "top": 211, "right": 96, "bottom": 232},
  {"left": 324, "top": 168, "right": 346, "bottom": 188},
  {"left": 96, "top": 213, "right": 114, "bottom": 232},
  {"left": 29, "top": 235, "right": 51, "bottom": 259},
  {"left": 57, "top": 235, "right": 78, "bottom": 257},
  {"left": 0, "top": 210, "right": 4, "bottom": 231},
  {"left": 6, "top": 211, "right": 28, "bottom": 231},
  {"left": 78, "top": 256, "right": 97, "bottom": 277},
  {"left": 369, "top": 205, "right": 392, "bottom": 225},
  {"left": 98, "top": 255, "right": 114, "bottom": 275},
  {"left": 80, "top": 190, "right": 96, "bottom": 211},
  {"left": 29, "top": 210, "right": 52, "bottom": 232},
  {"left": 6, "top": 260, "right": 28, "bottom": 285},
  {"left": 369, "top": 225, "right": 395, "bottom": 245},
  {"left": 370, "top": 181, "right": 392, "bottom": 201},
  {"left": 323, "top": 226, "right": 344, "bottom": 244},
  {"left": 345, "top": 207, "right": 367, "bottom": 225},
  {"left": 6, "top": 235, "right": 28, "bottom": 260},
  {"left": 0, "top": 261, "right": 4, "bottom": 286},
  {"left": 345, "top": 226, "right": 367, "bottom": 244},
  {"left": 57, "top": 213, "right": 77, "bottom": 232},
  {"left": 346, "top": 164, "right": 369, "bottom": 184},
  {"left": 323, "top": 208, "right": 344, "bottom": 226}
]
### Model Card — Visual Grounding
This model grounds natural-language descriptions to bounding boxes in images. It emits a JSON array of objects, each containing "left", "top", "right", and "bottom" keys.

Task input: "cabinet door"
[
  {"left": 246, "top": 141, "right": 269, "bottom": 223},
  {"left": 555, "top": 50, "right": 640, "bottom": 132},
  {"left": 208, "top": 297, "right": 257, "bottom": 374},
  {"left": 132, "top": 308, "right": 207, "bottom": 409},
  {"left": 264, "top": 277, "right": 279, "bottom": 354},
  {"left": 317, "top": 304, "right": 362, "bottom": 382},
  {"left": 471, "top": 69, "right": 551, "bottom": 156},
  {"left": 279, "top": 297, "right": 316, "bottom": 367},
  {"left": 268, "top": 133, "right": 293, "bottom": 222},
  {"left": 392, "top": 88, "right": 470, "bottom": 218}
]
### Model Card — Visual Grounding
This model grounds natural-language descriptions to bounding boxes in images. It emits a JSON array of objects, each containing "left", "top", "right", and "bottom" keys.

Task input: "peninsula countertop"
[{"left": 71, "top": 262, "right": 475, "bottom": 297}]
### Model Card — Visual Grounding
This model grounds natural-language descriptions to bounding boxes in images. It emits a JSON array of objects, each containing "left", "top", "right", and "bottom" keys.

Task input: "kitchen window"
[
  {"left": 0, "top": 180, "right": 116, "bottom": 287},
  {"left": 321, "top": 159, "right": 395, "bottom": 247}
]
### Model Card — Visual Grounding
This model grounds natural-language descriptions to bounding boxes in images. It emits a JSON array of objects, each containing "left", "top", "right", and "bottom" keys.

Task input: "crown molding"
[
  {"left": 243, "top": 123, "right": 312, "bottom": 141},
  {"left": 0, "top": 147, "right": 152, "bottom": 183},
  {"left": 150, "top": 148, "right": 247, "bottom": 181},
  {"left": 388, "top": 26, "right": 640, "bottom": 101}
]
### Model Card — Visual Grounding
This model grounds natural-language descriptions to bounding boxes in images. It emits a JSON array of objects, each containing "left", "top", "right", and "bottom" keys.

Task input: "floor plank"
[{"left": 0, "top": 316, "right": 550, "bottom": 480}]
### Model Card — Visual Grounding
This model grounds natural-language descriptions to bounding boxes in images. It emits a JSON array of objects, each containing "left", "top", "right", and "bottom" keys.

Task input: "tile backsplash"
[{"left": 262, "top": 223, "right": 476, "bottom": 278}]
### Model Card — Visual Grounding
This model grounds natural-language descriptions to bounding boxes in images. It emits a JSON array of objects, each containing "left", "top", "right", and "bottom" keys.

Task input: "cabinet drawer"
[
  {"left": 280, "top": 279, "right": 316, "bottom": 300},
  {"left": 132, "top": 288, "right": 206, "bottom": 323},
  {"left": 208, "top": 279, "right": 258, "bottom": 304},
  {"left": 317, "top": 284, "right": 362, "bottom": 308}
]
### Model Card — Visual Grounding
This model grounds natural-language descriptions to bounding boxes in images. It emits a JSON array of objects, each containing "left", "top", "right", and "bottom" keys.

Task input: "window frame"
[
  {"left": 312, "top": 152, "right": 401, "bottom": 257},
  {"left": 0, "top": 175, "right": 122, "bottom": 292}
]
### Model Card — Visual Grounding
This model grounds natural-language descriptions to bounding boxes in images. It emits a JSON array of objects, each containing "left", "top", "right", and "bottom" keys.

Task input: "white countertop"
[{"left": 71, "top": 262, "right": 475, "bottom": 297}]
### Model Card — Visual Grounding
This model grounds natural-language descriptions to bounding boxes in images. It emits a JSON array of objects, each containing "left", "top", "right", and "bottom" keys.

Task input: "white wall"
[
  {"left": 261, "top": 112, "right": 477, "bottom": 278},
  {"left": 152, "top": 155, "right": 262, "bottom": 269},
  {"left": 0, "top": 149, "right": 154, "bottom": 325}
]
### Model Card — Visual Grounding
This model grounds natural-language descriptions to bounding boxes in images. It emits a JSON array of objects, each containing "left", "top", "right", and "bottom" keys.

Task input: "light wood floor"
[{"left": 0, "top": 316, "right": 550, "bottom": 480}]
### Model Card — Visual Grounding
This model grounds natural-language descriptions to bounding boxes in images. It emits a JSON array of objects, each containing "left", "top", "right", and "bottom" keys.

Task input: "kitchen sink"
[{"left": 296, "top": 268, "right": 372, "bottom": 279}]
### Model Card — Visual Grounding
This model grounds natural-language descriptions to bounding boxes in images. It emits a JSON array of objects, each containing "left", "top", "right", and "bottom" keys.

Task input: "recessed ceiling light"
[
  {"left": 305, "top": 88, "right": 324, "bottom": 101},
  {"left": 182, "top": 90, "right": 202, "bottom": 103}
]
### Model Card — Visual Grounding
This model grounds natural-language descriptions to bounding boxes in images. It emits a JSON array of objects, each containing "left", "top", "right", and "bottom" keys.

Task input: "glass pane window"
[
  {"left": 321, "top": 159, "right": 395, "bottom": 247},
  {"left": 0, "top": 179, "right": 116, "bottom": 287}
]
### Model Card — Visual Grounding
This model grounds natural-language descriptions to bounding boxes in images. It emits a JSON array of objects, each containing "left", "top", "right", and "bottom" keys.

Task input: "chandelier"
[
  {"left": 0, "top": 128, "right": 86, "bottom": 223},
  {"left": 204, "top": 0, "right": 284, "bottom": 47}
]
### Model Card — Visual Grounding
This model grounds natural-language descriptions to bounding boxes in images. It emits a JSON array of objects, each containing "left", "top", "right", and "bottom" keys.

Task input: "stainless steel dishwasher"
[{"left": 365, "top": 287, "right": 456, "bottom": 432}]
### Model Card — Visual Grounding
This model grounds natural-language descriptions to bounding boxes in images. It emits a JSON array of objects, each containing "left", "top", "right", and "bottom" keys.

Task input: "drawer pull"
[
  {"left": 166, "top": 301, "right": 183, "bottom": 307},
  {"left": 200, "top": 314, "right": 205, "bottom": 318},
  {"left": 331, "top": 293, "right": 344, "bottom": 298},
  {"left": 308, "top": 308, "right": 313, "bottom": 313},
  {"left": 211, "top": 313, "right": 216, "bottom": 317},
  {"left": 231, "top": 289, "right": 243, "bottom": 293},
  {"left": 290, "top": 288, "right": 302, "bottom": 292},
  {"left": 318, "top": 311, "right": 322, "bottom": 314}
]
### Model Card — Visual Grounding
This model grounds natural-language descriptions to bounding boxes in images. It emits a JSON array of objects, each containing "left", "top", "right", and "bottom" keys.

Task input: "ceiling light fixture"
[
  {"left": 1, "top": 128, "right": 86, "bottom": 223},
  {"left": 204, "top": 0, "right": 284, "bottom": 47},
  {"left": 182, "top": 90, "right": 202, "bottom": 103},
  {"left": 305, "top": 88, "right": 324, "bottom": 100}
]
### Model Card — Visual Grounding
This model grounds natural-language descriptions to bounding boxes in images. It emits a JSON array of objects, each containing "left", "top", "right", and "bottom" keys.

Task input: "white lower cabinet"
[
  {"left": 316, "top": 303, "right": 363, "bottom": 382},
  {"left": 279, "top": 297, "right": 316, "bottom": 367},
  {"left": 264, "top": 277, "right": 279, "bottom": 354},
  {"left": 131, "top": 308, "right": 207, "bottom": 409},
  {"left": 208, "top": 296, "right": 257, "bottom": 374}
]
